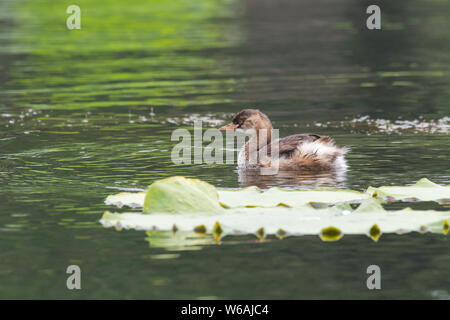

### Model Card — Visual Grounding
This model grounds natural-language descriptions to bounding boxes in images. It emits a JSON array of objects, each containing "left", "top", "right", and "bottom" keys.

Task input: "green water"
[{"left": 0, "top": 0, "right": 449, "bottom": 299}]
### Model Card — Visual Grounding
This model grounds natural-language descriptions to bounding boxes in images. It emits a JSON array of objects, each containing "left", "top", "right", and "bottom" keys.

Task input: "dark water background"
[{"left": 0, "top": 0, "right": 449, "bottom": 299}]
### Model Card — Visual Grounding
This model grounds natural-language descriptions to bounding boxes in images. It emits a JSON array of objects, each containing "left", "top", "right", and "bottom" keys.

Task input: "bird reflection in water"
[{"left": 237, "top": 167, "right": 348, "bottom": 189}]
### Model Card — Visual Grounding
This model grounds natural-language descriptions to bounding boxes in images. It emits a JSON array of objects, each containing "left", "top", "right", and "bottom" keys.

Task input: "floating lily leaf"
[
  {"left": 142, "top": 176, "right": 225, "bottom": 214},
  {"left": 367, "top": 178, "right": 450, "bottom": 203},
  {"left": 106, "top": 177, "right": 225, "bottom": 213},
  {"left": 105, "top": 192, "right": 146, "bottom": 208},
  {"left": 105, "top": 183, "right": 370, "bottom": 209},
  {"left": 218, "top": 187, "right": 370, "bottom": 208},
  {"left": 276, "top": 228, "right": 287, "bottom": 240},
  {"left": 102, "top": 177, "right": 450, "bottom": 247},
  {"left": 100, "top": 199, "right": 450, "bottom": 244},
  {"left": 320, "top": 226, "right": 343, "bottom": 242}
]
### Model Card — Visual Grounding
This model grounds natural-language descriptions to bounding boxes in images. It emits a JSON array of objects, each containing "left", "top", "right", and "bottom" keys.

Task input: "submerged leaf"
[{"left": 367, "top": 178, "right": 450, "bottom": 203}]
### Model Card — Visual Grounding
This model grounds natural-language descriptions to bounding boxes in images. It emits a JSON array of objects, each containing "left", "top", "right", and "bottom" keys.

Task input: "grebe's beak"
[{"left": 219, "top": 123, "right": 238, "bottom": 131}]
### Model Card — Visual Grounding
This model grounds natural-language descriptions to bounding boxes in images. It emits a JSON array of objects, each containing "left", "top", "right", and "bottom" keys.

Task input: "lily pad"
[
  {"left": 101, "top": 177, "right": 450, "bottom": 246},
  {"left": 142, "top": 176, "right": 225, "bottom": 214},
  {"left": 105, "top": 185, "right": 371, "bottom": 209},
  {"left": 367, "top": 178, "right": 450, "bottom": 203},
  {"left": 100, "top": 199, "right": 450, "bottom": 243},
  {"left": 105, "top": 192, "right": 146, "bottom": 208},
  {"left": 144, "top": 230, "right": 216, "bottom": 250},
  {"left": 218, "top": 187, "right": 370, "bottom": 208}
]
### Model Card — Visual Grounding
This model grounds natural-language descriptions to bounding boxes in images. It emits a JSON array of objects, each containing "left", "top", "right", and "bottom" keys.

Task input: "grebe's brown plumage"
[{"left": 220, "top": 109, "right": 349, "bottom": 171}]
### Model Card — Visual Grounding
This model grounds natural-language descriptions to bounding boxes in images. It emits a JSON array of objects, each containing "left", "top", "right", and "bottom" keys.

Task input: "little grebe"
[{"left": 220, "top": 109, "right": 349, "bottom": 171}]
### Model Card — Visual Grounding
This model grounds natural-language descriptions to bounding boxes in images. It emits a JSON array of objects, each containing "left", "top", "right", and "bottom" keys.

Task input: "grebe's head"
[{"left": 219, "top": 109, "right": 272, "bottom": 135}]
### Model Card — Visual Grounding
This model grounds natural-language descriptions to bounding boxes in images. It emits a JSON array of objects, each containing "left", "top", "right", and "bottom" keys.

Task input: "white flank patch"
[{"left": 298, "top": 141, "right": 339, "bottom": 157}]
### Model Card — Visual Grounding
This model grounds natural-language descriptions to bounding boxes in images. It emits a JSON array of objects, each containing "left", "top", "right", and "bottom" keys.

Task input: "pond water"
[{"left": 0, "top": 0, "right": 449, "bottom": 299}]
